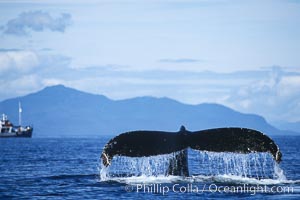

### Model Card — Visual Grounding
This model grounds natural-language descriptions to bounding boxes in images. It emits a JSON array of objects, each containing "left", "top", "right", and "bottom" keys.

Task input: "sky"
[{"left": 0, "top": 0, "right": 300, "bottom": 123}]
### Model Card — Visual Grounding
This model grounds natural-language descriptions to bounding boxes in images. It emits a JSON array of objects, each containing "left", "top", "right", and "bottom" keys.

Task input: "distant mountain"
[
  {"left": 0, "top": 85, "right": 296, "bottom": 137},
  {"left": 273, "top": 121, "right": 300, "bottom": 134}
]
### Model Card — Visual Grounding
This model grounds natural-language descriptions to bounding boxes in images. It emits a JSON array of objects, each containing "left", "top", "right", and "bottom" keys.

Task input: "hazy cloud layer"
[
  {"left": 159, "top": 58, "right": 201, "bottom": 63},
  {"left": 0, "top": 49, "right": 71, "bottom": 76},
  {"left": 2, "top": 11, "right": 72, "bottom": 36},
  {"left": 0, "top": 49, "right": 71, "bottom": 99},
  {"left": 0, "top": 50, "right": 39, "bottom": 74},
  {"left": 226, "top": 67, "right": 300, "bottom": 122}
]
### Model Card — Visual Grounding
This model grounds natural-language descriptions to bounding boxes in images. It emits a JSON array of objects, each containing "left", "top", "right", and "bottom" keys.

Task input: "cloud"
[
  {"left": 0, "top": 49, "right": 71, "bottom": 77},
  {"left": 158, "top": 58, "right": 202, "bottom": 63},
  {"left": 0, "top": 49, "right": 72, "bottom": 100},
  {"left": 225, "top": 66, "right": 300, "bottom": 122},
  {"left": 0, "top": 48, "right": 23, "bottom": 52},
  {"left": 2, "top": 10, "right": 72, "bottom": 36},
  {"left": 0, "top": 50, "right": 39, "bottom": 74}
]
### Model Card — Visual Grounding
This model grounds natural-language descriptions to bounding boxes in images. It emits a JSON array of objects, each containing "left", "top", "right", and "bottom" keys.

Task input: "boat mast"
[{"left": 19, "top": 101, "right": 22, "bottom": 126}]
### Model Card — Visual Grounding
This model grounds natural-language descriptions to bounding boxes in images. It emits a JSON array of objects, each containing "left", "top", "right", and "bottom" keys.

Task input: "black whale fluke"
[{"left": 101, "top": 126, "right": 282, "bottom": 174}]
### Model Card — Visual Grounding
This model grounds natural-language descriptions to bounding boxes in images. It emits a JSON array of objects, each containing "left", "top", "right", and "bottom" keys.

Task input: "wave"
[
  {"left": 43, "top": 174, "right": 98, "bottom": 180},
  {"left": 100, "top": 174, "right": 300, "bottom": 185}
]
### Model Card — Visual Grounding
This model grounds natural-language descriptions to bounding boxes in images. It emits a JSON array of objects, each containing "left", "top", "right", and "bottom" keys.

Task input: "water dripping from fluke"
[{"left": 99, "top": 150, "right": 288, "bottom": 185}]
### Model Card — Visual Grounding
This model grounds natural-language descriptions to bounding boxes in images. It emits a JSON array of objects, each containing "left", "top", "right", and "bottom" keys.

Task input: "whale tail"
[
  {"left": 189, "top": 128, "right": 282, "bottom": 163},
  {"left": 101, "top": 126, "right": 281, "bottom": 176}
]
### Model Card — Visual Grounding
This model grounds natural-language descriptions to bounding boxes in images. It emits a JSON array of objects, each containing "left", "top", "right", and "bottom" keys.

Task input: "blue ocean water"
[{"left": 0, "top": 136, "right": 299, "bottom": 199}]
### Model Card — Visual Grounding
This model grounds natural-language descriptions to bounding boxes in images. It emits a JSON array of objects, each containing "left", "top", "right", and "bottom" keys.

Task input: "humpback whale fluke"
[
  {"left": 101, "top": 126, "right": 282, "bottom": 175},
  {"left": 189, "top": 128, "right": 282, "bottom": 163},
  {"left": 101, "top": 129, "right": 186, "bottom": 167}
]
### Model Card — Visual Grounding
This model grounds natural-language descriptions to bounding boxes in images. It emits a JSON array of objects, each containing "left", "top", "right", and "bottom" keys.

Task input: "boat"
[{"left": 0, "top": 102, "right": 33, "bottom": 138}]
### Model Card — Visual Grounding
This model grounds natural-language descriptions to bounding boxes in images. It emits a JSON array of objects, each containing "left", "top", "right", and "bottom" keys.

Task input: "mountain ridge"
[
  {"left": 0, "top": 85, "right": 297, "bottom": 137},
  {"left": 273, "top": 120, "right": 300, "bottom": 134}
]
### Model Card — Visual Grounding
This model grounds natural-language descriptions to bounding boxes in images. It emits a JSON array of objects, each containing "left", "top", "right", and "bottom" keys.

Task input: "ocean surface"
[{"left": 0, "top": 135, "right": 299, "bottom": 199}]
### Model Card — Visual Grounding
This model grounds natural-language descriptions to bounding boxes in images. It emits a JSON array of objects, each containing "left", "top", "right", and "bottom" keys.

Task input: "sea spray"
[
  {"left": 100, "top": 150, "right": 286, "bottom": 181},
  {"left": 99, "top": 164, "right": 109, "bottom": 181},
  {"left": 189, "top": 150, "right": 285, "bottom": 179},
  {"left": 101, "top": 152, "right": 178, "bottom": 178},
  {"left": 273, "top": 162, "right": 286, "bottom": 180}
]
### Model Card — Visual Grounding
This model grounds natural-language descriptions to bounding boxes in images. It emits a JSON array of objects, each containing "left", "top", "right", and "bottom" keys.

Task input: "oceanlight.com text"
[{"left": 124, "top": 183, "right": 294, "bottom": 195}]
